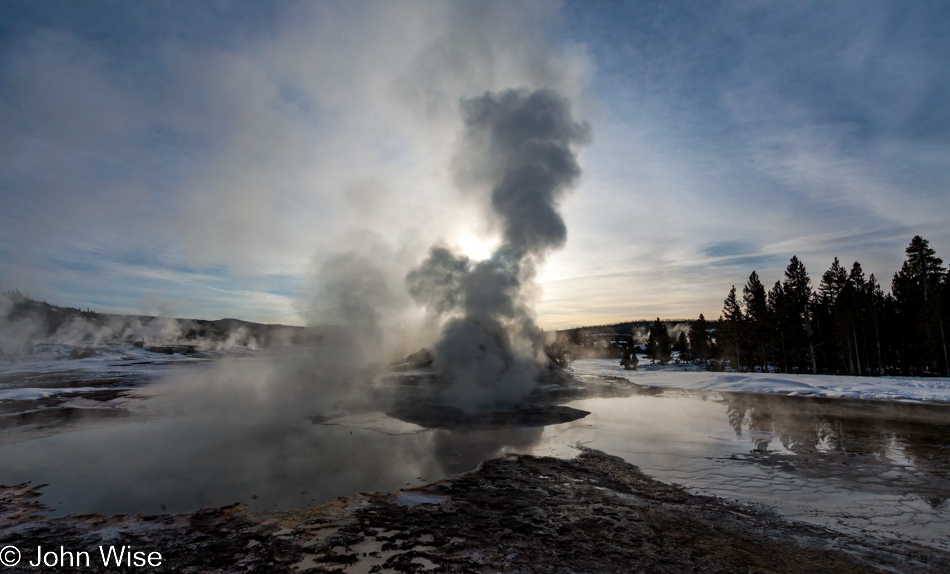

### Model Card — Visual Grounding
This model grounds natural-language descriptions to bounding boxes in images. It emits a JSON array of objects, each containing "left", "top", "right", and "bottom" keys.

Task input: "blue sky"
[{"left": 1, "top": 1, "right": 948, "bottom": 328}]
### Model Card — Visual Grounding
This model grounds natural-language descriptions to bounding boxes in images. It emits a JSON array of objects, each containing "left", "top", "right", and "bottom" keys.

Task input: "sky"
[{"left": 1, "top": 0, "right": 948, "bottom": 330}]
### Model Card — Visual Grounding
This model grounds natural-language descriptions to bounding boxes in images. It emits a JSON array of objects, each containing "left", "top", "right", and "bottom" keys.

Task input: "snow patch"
[{"left": 0, "top": 386, "right": 123, "bottom": 401}]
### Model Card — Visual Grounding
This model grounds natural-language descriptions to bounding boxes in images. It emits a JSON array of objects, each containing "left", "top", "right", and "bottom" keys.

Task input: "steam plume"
[{"left": 408, "top": 88, "right": 589, "bottom": 409}]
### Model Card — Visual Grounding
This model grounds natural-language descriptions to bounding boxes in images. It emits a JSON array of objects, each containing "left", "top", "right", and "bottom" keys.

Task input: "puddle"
[{"left": 393, "top": 492, "right": 447, "bottom": 507}]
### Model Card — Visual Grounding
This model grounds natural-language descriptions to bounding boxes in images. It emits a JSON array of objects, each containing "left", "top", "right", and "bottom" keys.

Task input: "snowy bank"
[{"left": 570, "top": 359, "right": 950, "bottom": 403}]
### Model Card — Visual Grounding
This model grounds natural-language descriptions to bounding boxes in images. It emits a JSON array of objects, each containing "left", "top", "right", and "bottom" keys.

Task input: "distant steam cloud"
[{"left": 408, "top": 88, "right": 590, "bottom": 409}]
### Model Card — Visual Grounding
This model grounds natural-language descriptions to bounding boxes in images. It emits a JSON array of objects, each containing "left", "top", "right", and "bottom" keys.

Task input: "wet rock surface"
[{"left": 4, "top": 449, "right": 949, "bottom": 573}]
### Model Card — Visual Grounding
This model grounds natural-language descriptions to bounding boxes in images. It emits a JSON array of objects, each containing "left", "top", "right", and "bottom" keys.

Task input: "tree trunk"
[
  {"left": 873, "top": 303, "right": 884, "bottom": 376},
  {"left": 770, "top": 330, "right": 777, "bottom": 372},
  {"left": 734, "top": 330, "right": 742, "bottom": 372},
  {"left": 940, "top": 318, "right": 949, "bottom": 378},
  {"left": 852, "top": 324, "right": 862, "bottom": 376},
  {"left": 927, "top": 317, "right": 937, "bottom": 374},
  {"left": 901, "top": 339, "right": 906, "bottom": 375},
  {"left": 804, "top": 309, "right": 818, "bottom": 374},
  {"left": 781, "top": 330, "right": 788, "bottom": 373},
  {"left": 846, "top": 333, "right": 855, "bottom": 375}
]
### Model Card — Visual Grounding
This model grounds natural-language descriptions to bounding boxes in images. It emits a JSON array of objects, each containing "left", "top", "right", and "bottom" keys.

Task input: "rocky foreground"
[{"left": 3, "top": 449, "right": 949, "bottom": 573}]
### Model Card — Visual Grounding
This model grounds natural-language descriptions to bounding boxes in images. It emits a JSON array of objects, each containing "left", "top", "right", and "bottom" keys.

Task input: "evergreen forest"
[{"left": 706, "top": 235, "right": 950, "bottom": 377}]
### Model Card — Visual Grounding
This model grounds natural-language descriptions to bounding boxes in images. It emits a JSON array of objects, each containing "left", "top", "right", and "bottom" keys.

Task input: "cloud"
[
  {"left": 0, "top": 1, "right": 590, "bottom": 323},
  {"left": 2, "top": 1, "right": 947, "bottom": 329}
]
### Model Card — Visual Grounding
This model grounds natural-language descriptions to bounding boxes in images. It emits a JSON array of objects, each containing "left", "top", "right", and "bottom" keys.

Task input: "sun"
[{"left": 456, "top": 235, "right": 498, "bottom": 261}]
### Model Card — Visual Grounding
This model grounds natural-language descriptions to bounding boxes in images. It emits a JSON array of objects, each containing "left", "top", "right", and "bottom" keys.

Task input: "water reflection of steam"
[
  {"left": 723, "top": 392, "right": 950, "bottom": 506},
  {"left": 727, "top": 394, "right": 838, "bottom": 453},
  {"left": 725, "top": 393, "right": 948, "bottom": 455},
  {"left": 431, "top": 427, "right": 544, "bottom": 475}
]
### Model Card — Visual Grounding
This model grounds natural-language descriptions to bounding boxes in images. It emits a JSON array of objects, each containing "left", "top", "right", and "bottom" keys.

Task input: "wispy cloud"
[
  {"left": 539, "top": 0, "right": 950, "bottom": 327},
  {"left": 1, "top": 1, "right": 947, "bottom": 330}
]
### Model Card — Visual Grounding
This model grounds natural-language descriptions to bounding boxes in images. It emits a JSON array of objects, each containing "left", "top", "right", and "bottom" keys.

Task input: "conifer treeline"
[{"left": 713, "top": 236, "right": 950, "bottom": 377}]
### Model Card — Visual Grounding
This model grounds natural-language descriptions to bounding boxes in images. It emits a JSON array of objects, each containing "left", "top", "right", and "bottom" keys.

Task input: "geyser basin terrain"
[
  {"left": 3, "top": 449, "right": 947, "bottom": 573},
  {"left": 2, "top": 359, "right": 950, "bottom": 557}
]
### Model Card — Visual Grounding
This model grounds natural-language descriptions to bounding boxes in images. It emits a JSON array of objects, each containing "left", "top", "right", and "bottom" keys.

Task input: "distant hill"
[
  {"left": 0, "top": 288, "right": 304, "bottom": 355},
  {"left": 552, "top": 319, "right": 696, "bottom": 345},
  {"left": 546, "top": 319, "right": 699, "bottom": 361}
]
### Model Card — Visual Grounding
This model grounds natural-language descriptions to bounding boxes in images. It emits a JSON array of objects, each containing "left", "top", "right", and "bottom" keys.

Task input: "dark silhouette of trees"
[
  {"left": 891, "top": 236, "right": 948, "bottom": 376},
  {"left": 783, "top": 256, "right": 818, "bottom": 374},
  {"left": 645, "top": 318, "right": 672, "bottom": 364},
  {"left": 706, "top": 236, "right": 949, "bottom": 376},
  {"left": 742, "top": 271, "right": 768, "bottom": 371},
  {"left": 620, "top": 347, "right": 638, "bottom": 370},
  {"left": 688, "top": 313, "right": 711, "bottom": 364},
  {"left": 719, "top": 286, "right": 743, "bottom": 370},
  {"left": 766, "top": 280, "right": 790, "bottom": 372},
  {"left": 673, "top": 331, "right": 690, "bottom": 362},
  {"left": 817, "top": 257, "right": 854, "bottom": 375}
]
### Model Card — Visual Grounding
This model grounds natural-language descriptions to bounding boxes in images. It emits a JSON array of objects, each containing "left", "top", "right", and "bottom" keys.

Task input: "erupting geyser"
[{"left": 407, "top": 88, "right": 590, "bottom": 410}]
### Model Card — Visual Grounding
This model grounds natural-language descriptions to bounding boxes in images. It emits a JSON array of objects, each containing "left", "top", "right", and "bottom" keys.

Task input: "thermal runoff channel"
[{"left": 407, "top": 88, "right": 590, "bottom": 410}]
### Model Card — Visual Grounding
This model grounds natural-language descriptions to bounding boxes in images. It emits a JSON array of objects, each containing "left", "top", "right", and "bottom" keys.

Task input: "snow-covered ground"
[
  {"left": 6, "top": 347, "right": 950, "bottom": 405},
  {"left": 570, "top": 358, "right": 950, "bottom": 403},
  {"left": 0, "top": 343, "right": 255, "bottom": 404},
  {"left": 0, "top": 386, "right": 130, "bottom": 402},
  {"left": 0, "top": 342, "right": 257, "bottom": 378}
]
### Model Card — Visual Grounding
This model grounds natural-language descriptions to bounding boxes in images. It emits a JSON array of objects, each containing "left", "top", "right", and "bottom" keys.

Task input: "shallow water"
[
  {"left": 533, "top": 391, "right": 950, "bottom": 551},
  {"left": 1, "top": 368, "right": 948, "bottom": 551}
]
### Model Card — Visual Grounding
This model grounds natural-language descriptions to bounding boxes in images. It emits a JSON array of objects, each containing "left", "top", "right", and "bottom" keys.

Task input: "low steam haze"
[{"left": 1, "top": 1, "right": 949, "bottom": 330}]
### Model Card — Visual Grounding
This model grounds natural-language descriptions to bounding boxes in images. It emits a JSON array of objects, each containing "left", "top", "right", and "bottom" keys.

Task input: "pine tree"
[
  {"left": 818, "top": 258, "right": 854, "bottom": 374},
  {"left": 620, "top": 346, "right": 639, "bottom": 370},
  {"left": 896, "top": 236, "right": 945, "bottom": 301},
  {"left": 720, "top": 286, "right": 744, "bottom": 370},
  {"left": 673, "top": 331, "right": 690, "bottom": 362},
  {"left": 941, "top": 268, "right": 950, "bottom": 376},
  {"left": 645, "top": 324, "right": 657, "bottom": 364},
  {"left": 867, "top": 273, "right": 887, "bottom": 375},
  {"left": 742, "top": 271, "right": 768, "bottom": 371},
  {"left": 646, "top": 318, "right": 672, "bottom": 365},
  {"left": 767, "top": 280, "right": 789, "bottom": 372},
  {"left": 783, "top": 256, "right": 818, "bottom": 374},
  {"left": 688, "top": 314, "right": 710, "bottom": 364},
  {"left": 847, "top": 261, "right": 876, "bottom": 376},
  {"left": 818, "top": 258, "right": 849, "bottom": 306},
  {"left": 892, "top": 236, "right": 947, "bottom": 374},
  {"left": 657, "top": 322, "right": 672, "bottom": 365}
]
